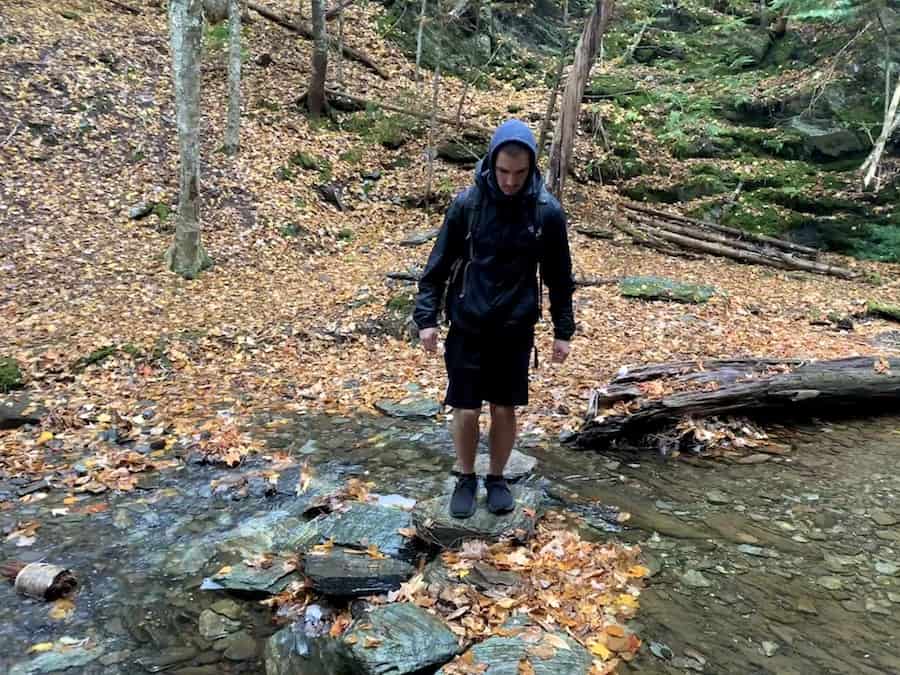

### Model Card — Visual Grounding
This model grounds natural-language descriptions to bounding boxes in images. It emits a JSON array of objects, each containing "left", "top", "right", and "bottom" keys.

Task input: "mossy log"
[{"left": 575, "top": 356, "right": 900, "bottom": 448}]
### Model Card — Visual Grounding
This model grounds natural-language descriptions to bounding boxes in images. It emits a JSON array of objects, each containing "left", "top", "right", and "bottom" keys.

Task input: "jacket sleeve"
[
  {"left": 541, "top": 205, "right": 576, "bottom": 340},
  {"left": 413, "top": 195, "right": 467, "bottom": 330}
]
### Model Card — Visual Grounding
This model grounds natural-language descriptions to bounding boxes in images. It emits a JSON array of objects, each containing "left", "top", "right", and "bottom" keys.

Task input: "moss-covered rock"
[
  {"left": 867, "top": 301, "right": 900, "bottom": 323},
  {"left": 0, "top": 357, "right": 23, "bottom": 393},
  {"left": 620, "top": 276, "right": 718, "bottom": 304}
]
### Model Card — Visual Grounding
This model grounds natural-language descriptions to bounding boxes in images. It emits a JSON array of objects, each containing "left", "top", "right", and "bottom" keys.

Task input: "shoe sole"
[
  {"left": 450, "top": 505, "right": 477, "bottom": 519},
  {"left": 487, "top": 504, "right": 514, "bottom": 515}
]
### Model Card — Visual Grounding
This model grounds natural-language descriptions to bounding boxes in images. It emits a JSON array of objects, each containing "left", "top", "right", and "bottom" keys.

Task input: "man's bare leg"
[
  {"left": 452, "top": 408, "right": 481, "bottom": 474},
  {"left": 488, "top": 404, "right": 516, "bottom": 475},
  {"left": 485, "top": 404, "right": 516, "bottom": 514},
  {"left": 450, "top": 408, "right": 481, "bottom": 518}
]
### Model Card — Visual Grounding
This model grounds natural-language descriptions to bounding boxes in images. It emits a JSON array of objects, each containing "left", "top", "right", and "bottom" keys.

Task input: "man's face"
[{"left": 494, "top": 148, "right": 531, "bottom": 196}]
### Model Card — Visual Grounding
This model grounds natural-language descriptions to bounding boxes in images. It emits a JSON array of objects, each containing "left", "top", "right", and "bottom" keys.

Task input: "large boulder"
[{"left": 787, "top": 117, "right": 867, "bottom": 159}]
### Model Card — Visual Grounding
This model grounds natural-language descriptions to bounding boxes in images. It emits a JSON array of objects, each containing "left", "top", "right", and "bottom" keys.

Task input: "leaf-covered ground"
[{"left": 2, "top": 1, "right": 899, "bottom": 488}]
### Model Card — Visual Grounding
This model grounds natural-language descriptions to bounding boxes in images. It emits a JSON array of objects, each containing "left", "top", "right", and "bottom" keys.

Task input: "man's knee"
[
  {"left": 454, "top": 408, "right": 481, "bottom": 425},
  {"left": 489, "top": 404, "right": 515, "bottom": 420}
]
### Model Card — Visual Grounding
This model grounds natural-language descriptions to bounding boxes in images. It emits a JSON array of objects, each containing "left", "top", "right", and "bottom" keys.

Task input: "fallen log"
[
  {"left": 610, "top": 218, "right": 702, "bottom": 259},
  {"left": 247, "top": 2, "right": 389, "bottom": 79},
  {"left": 621, "top": 202, "right": 819, "bottom": 257},
  {"left": 575, "top": 356, "right": 900, "bottom": 449},
  {"left": 625, "top": 221, "right": 860, "bottom": 280}
]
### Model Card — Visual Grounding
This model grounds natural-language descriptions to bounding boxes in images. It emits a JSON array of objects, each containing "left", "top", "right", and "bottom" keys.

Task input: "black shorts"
[{"left": 443, "top": 326, "right": 535, "bottom": 409}]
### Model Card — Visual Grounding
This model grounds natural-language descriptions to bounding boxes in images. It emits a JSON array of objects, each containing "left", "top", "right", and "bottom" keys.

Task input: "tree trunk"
[
  {"left": 224, "top": 0, "right": 241, "bottom": 154},
  {"left": 335, "top": 10, "right": 344, "bottom": 86},
  {"left": 860, "top": 72, "right": 900, "bottom": 191},
  {"left": 547, "top": 0, "right": 613, "bottom": 201},
  {"left": 308, "top": 0, "right": 328, "bottom": 117},
  {"left": 424, "top": 57, "right": 442, "bottom": 208},
  {"left": 167, "top": 0, "right": 212, "bottom": 279},
  {"left": 537, "top": 0, "right": 568, "bottom": 163},
  {"left": 415, "top": 0, "right": 427, "bottom": 93}
]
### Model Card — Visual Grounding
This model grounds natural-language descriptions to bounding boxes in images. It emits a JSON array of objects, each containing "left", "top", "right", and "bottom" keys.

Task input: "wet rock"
[
  {"left": 315, "top": 502, "right": 416, "bottom": 560},
  {"left": 205, "top": 557, "right": 299, "bottom": 593},
  {"left": 787, "top": 117, "right": 866, "bottom": 158},
  {"left": 0, "top": 392, "right": 45, "bottom": 430},
  {"left": 875, "top": 561, "right": 899, "bottom": 576},
  {"left": 761, "top": 640, "right": 779, "bottom": 657},
  {"left": 303, "top": 547, "right": 415, "bottom": 596},
  {"left": 705, "top": 490, "right": 730, "bottom": 505},
  {"left": 199, "top": 609, "right": 241, "bottom": 640},
  {"left": 816, "top": 575, "right": 843, "bottom": 590},
  {"left": 265, "top": 603, "right": 458, "bottom": 674},
  {"left": 424, "top": 556, "right": 522, "bottom": 594},
  {"left": 738, "top": 544, "right": 777, "bottom": 558},
  {"left": 871, "top": 509, "right": 899, "bottom": 527},
  {"left": 136, "top": 647, "right": 199, "bottom": 672},
  {"left": 875, "top": 529, "right": 900, "bottom": 542},
  {"left": 796, "top": 597, "right": 818, "bottom": 614},
  {"left": 454, "top": 449, "right": 537, "bottom": 481},
  {"left": 681, "top": 569, "right": 713, "bottom": 588},
  {"left": 100, "top": 650, "right": 131, "bottom": 666},
  {"left": 375, "top": 398, "right": 441, "bottom": 419},
  {"left": 173, "top": 668, "right": 221, "bottom": 675},
  {"left": 413, "top": 486, "right": 542, "bottom": 548},
  {"left": 210, "top": 598, "right": 242, "bottom": 620},
  {"left": 223, "top": 631, "right": 258, "bottom": 661},
  {"left": 10, "top": 646, "right": 105, "bottom": 675},
  {"left": 438, "top": 625, "right": 592, "bottom": 674},
  {"left": 736, "top": 453, "right": 771, "bottom": 464}
]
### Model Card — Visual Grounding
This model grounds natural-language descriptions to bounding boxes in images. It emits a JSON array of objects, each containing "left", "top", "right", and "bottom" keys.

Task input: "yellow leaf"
[
  {"left": 627, "top": 565, "right": 649, "bottom": 578},
  {"left": 364, "top": 636, "right": 382, "bottom": 648},
  {"left": 214, "top": 565, "right": 233, "bottom": 577},
  {"left": 518, "top": 659, "right": 535, "bottom": 675},
  {"left": 37, "top": 431, "right": 54, "bottom": 445},
  {"left": 616, "top": 594, "right": 638, "bottom": 608},
  {"left": 29, "top": 643, "right": 54, "bottom": 653},
  {"left": 49, "top": 599, "right": 75, "bottom": 621},
  {"left": 97, "top": 413, "right": 112, "bottom": 423},
  {"left": 588, "top": 641, "right": 612, "bottom": 660}
]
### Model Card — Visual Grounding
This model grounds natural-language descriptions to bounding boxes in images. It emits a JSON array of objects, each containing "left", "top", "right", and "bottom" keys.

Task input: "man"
[{"left": 413, "top": 119, "right": 575, "bottom": 519}]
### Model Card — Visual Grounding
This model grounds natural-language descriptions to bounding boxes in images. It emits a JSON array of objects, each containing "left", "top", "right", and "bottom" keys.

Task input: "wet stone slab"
[
  {"left": 265, "top": 602, "right": 459, "bottom": 675},
  {"left": 313, "top": 502, "right": 416, "bottom": 560},
  {"left": 303, "top": 547, "right": 415, "bottom": 597}
]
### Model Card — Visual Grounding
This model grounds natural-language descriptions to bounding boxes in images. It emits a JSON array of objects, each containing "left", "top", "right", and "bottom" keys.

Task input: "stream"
[{"left": 1, "top": 410, "right": 898, "bottom": 674}]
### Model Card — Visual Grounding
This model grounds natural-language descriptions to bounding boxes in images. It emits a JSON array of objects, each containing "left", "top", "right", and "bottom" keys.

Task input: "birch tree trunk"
[
  {"left": 546, "top": 0, "right": 614, "bottom": 201},
  {"left": 860, "top": 72, "right": 900, "bottom": 191},
  {"left": 308, "top": 0, "right": 328, "bottom": 117},
  {"left": 224, "top": 0, "right": 241, "bottom": 154},
  {"left": 167, "top": 0, "right": 212, "bottom": 278},
  {"left": 415, "top": 0, "right": 427, "bottom": 93}
]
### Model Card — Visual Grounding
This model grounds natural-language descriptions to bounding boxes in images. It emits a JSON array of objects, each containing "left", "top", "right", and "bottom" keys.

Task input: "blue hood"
[{"left": 475, "top": 119, "right": 542, "bottom": 201}]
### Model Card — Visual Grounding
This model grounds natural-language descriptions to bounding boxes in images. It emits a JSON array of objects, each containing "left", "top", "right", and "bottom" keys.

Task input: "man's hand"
[
  {"left": 420, "top": 327, "right": 439, "bottom": 353},
  {"left": 551, "top": 339, "right": 571, "bottom": 364}
]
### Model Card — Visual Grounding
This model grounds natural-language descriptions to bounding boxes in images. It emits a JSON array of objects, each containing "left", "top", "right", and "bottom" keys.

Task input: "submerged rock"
[
  {"left": 10, "top": 646, "right": 105, "bottom": 675},
  {"left": 204, "top": 558, "right": 299, "bottom": 594}
]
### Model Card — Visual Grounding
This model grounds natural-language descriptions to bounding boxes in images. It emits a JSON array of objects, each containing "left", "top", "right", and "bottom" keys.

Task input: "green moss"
[
  {"left": 280, "top": 222, "right": 303, "bottom": 238},
  {"left": 277, "top": 165, "right": 295, "bottom": 181},
  {"left": 337, "top": 228, "right": 354, "bottom": 241},
  {"left": 339, "top": 147, "right": 364, "bottom": 164},
  {"left": 120, "top": 343, "right": 142, "bottom": 358},
  {"left": 153, "top": 202, "right": 170, "bottom": 223},
  {"left": 620, "top": 276, "right": 717, "bottom": 304},
  {"left": 867, "top": 301, "right": 900, "bottom": 322},
  {"left": 290, "top": 152, "right": 320, "bottom": 170},
  {"left": 386, "top": 292, "right": 415, "bottom": 313},
  {"left": 0, "top": 357, "right": 23, "bottom": 393},
  {"left": 344, "top": 108, "right": 423, "bottom": 149},
  {"left": 74, "top": 345, "right": 117, "bottom": 371}
]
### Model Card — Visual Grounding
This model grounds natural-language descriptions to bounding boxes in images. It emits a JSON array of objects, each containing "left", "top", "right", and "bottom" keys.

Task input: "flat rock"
[
  {"left": 265, "top": 603, "right": 459, "bottom": 675},
  {"left": 0, "top": 392, "right": 45, "bottom": 430},
  {"left": 135, "top": 648, "right": 199, "bottom": 672},
  {"left": 314, "top": 502, "right": 416, "bottom": 560},
  {"left": 223, "top": 631, "right": 258, "bottom": 661},
  {"left": 871, "top": 509, "right": 899, "bottom": 526},
  {"left": 454, "top": 449, "right": 537, "bottom": 481},
  {"left": 399, "top": 228, "right": 439, "bottom": 246},
  {"left": 424, "top": 556, "right": 522, "bottom": 594},
  {"left": 681, "top": 569, "right": 712, "bottom": 588},
  {"left": 10, "top": 646, "right": 105, "bottom": 675},
  {"left": 205, "top": 558, "right": 299, "bottom": 594},
  {"left": 375, "top": 398, "right": 441, "bottom": 419},
  {"left": 705, "top": 489, "right": 730, "bottom": 505},
  {"left": 200, "top": 609, "right": 242, "bottom": 640},
  {"left": 303, "top": 547, "right": 415, "bottom": 596},
  {"left": 438, "top": 626, "right": 592, "bottom": 674},
  {"left": 817, "top": 575, "right": 843, "bottom": 590},
  {"left": 413, "top": 486, "right": 542, "bottom": 548}
]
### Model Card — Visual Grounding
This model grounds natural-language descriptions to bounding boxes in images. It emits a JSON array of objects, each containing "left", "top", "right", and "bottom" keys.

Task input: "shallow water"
[{"left": 1, "top": 411, "right": 898, "bottom": 674}]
